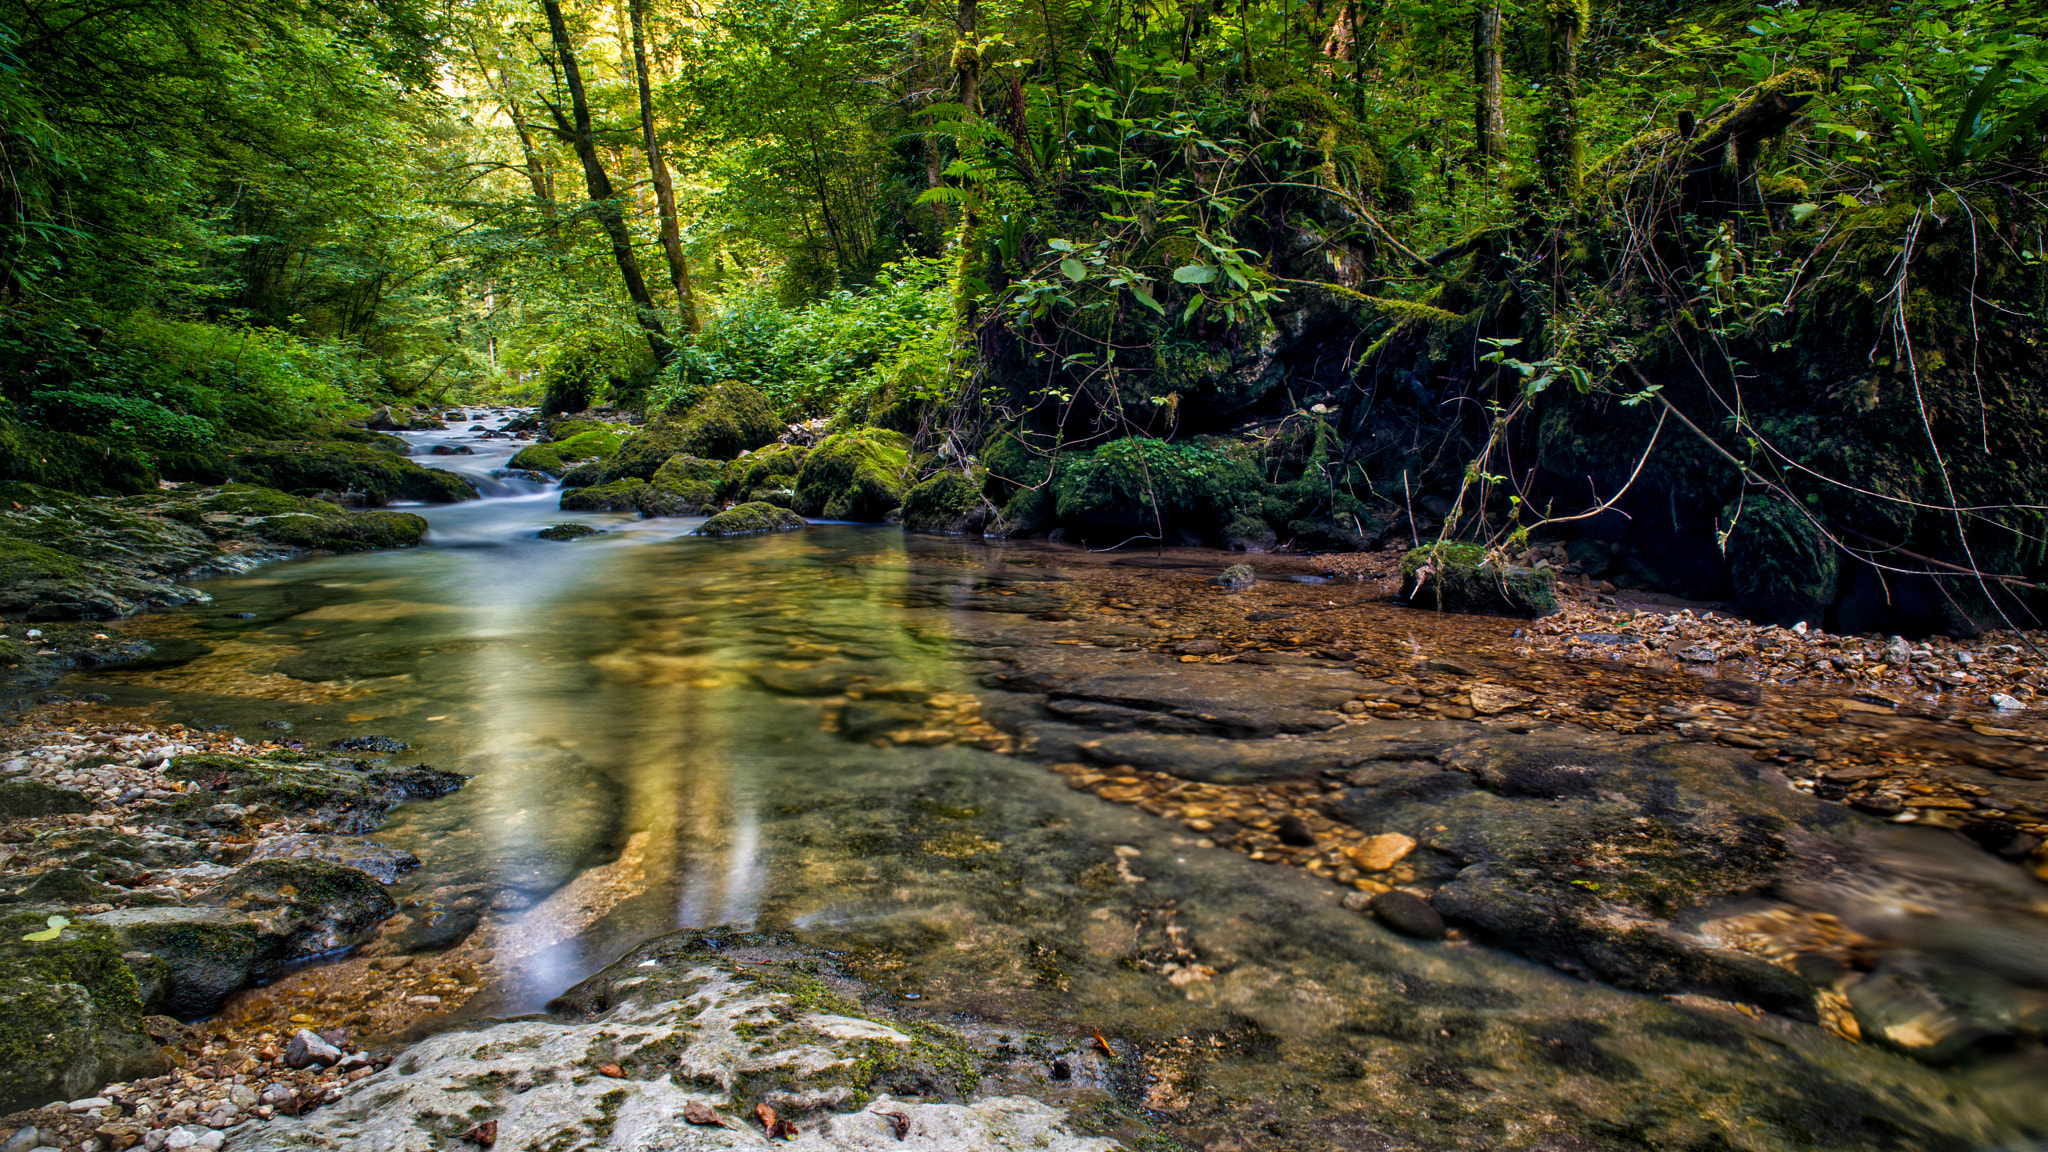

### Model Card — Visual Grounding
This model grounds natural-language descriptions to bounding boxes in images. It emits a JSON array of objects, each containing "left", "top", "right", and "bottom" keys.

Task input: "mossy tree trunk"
[
  {"left": 538, "top": 0, "right": 675, "bottom": 366},
  {"left": 1539, "top": 0, "right": 1588, "bottom": 197},
  {"left": 1473, "top": 1, "right": 1505, "bottom": 163}
]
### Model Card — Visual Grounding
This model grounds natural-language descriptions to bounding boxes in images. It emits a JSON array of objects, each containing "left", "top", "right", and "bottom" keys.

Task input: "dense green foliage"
[{"left": 3, "top": 0, "right": 2044, "bottom": 627}]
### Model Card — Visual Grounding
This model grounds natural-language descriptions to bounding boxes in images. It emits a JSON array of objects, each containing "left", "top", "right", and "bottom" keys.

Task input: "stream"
[{"left": 60, "top": 413, "right": 2048, "bottom": 1151}]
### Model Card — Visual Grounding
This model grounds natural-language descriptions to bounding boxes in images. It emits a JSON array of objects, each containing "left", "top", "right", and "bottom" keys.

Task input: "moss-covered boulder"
[
  {"left": 647, "top": 454, "right": 724, "bottom": 513},
  {"left": 724, "top": 443, "right": 807, "bottom": 495},
  {"left": 594, "top": 421, "right": 691, "bottom": 483},
  {"left": 558, "top": 459, "right": 605, "bottom": 489},
  {"left": 88, "top": 907, "right": 261, "bottom": 1019},
  {"left": 560, "top": 479, "right": 650, "bottom": 514},
  {"left": 510, "top": 424, "right": 628, "bottom": 477},
  {"left": 792, "top": 429, "right": 912, "bottom": 521},
  {"left": 697, "top": 502, "right": 805, "bottom": 536},
  {"left": 672, "top": 381, "right": 783, "bottom": 460},
  {"left": 1051, "top": 437, "right": 1260, "bottom": 540},
  {"left": 537, "top": 524, "right": 602, "bottom": 541},
  {"left": 1223, "top": 515, "right": 1278, "bottom": 552},
  {"left": 901, "top": 471, "right": 991, "bottom": 535},
  {"left": 507, "top": 444, "right": 566, "bottom": 475},
  {"left": 193, "top": 860, "right": 395, "bottom": 977},
  {"left": 0, "top": 911, "right": 166, "bottom": 1113},
  {"left": 1722, "top": 495, "right": 1839, "bottom": 626},
  {"left": 227, "top": 441, "right": 478, "bottom": 504},
  {"left": 249, "top": 508, "right": 428, "bottom": 552},
  {"left": 1399, "top": 543, "right": 1558, "bottom": 617}
]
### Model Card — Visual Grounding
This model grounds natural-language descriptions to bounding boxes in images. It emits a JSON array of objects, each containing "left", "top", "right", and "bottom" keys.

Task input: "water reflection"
[{"left": 61, "top": 418, "right": 2048, "bottom": 1150}]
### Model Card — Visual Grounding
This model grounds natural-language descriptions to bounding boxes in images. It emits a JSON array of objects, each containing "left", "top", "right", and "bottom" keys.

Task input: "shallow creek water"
[{"left": 60, "top": 414, "right": 2048, "bottom": 1151}]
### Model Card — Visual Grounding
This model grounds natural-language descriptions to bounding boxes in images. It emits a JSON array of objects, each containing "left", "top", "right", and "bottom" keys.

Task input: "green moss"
[
  {"left": 255, "top": 509, "right": 428, "bottom": 553},
  {"left": 0, "top": 781, "right": 95, "bottom": 817},
  {"left": 596, "top": 422, "right": 691, "bottom": 483},
  {"left": 697, "top": 501, "right": 805, "bottom": 536},
  {"left": 560, "top": 479, "right": 649, "bottom": 513},
  {"left": 508, "top": 444, "right": 565, "bottom": 475},
  {"left": 1051, "top": 438, "right": 1260, "bottom": 538},
  {"left": 724, "top": 443, "right": 808, "bottom": 498},
  {"left": 792, "top": 429, "right": 912, "bottom": 521},
  {"left": 900, "top": 472, "right": 987, "bottom": 535},
  {"left": 671, "top": 382, "right": 783, "bottom": 460},
  {"left": 537, "top": 524, "right": 601, "bottom": 541},
  {"left": 1399, "top": 543, "right": 1558, "bottom": 617},
  {"left": 0, "top": 910, "right": 161, "bottom": 1111}
]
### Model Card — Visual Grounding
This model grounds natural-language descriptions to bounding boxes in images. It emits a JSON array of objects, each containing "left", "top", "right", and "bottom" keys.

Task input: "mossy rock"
[
  {"left": 0, "top": 780, "right": 96, "bottom": 818},
  {"left": 559, "top": 459, "right": 605, "bottom": 489},
  {"left": 901, "top": 472, "right": 990, "bottom": 535},
  {"left": 91, "top": 908, "right": 262, "bottom": 1019},
  {"left": 647, "top": 455, "right": 724, "bottom": 514},
  {"left": 595, "top": 421, "right": 692, "bottom": 483},
  {"left": 0, "top": 416, "right": 159, "bottom": 496},
  {"left": 194, "top": 860, "right": 396, "bottom": 976},
  {"left": 1050, "top": 438, "right": 1261, "bottom": 540},
  {"left": 697, "top": 501, "right": 805, "bottom": 536},
  {"left": 537, "top": 524, "right": 602, "bottom": 541},
  {"left": 227, "top": 441, "right": 479, "bottom": 505},
  {"left": 1722, "top": 496, "right": 1838, "bottom": 626},
  {"left": 1399, "top": 544, "right": 1558, "bottom": 617},
  {"left": 253, "top": 510, "right": 428, "bottom": 553},
  {"left": 0, "top": 911, "right": 165, "bottom": 1112},
  {"left": 507, "top": 444, "right": 566, "bottom": 476},
  {"left": 724, "top": 443, "right": 807, "bottom": 499},
  {"left": 671, "top": 381, "right": 783, "bottom": 460},
  {"left": 1224, "top": 516, "right": 1277, "bottom": 552},
  {"left": 560, "top": 479, "right": 648, "bottom": 514},
  {"left": 792, "top": 429, "right": 911, "bottom": 521},
  {"left": 163, "top": 752, "right": 465, "bottom": 835}
]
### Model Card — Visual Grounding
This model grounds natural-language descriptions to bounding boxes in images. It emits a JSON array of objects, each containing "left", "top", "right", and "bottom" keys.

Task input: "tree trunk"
[
  {"left": 539, "top": 0, "right": 673, "bottom": 364},
  {"left": 955, "top": 0, "right": 979, "bottom": 117},
  {"left": 629, "top": 0, "right": 698, "bottom": 332},
  {"left": 1539, "top": 0, "right": 1587, "bottom": 196},
  {"left": 1473, "top": 1, "right": 1505, "bottom": 162}
]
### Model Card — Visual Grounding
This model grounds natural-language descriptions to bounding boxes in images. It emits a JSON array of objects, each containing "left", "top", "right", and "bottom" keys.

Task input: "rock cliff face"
[{"left": 241, "top": 930, "right": 1142, "bottom": 1152}]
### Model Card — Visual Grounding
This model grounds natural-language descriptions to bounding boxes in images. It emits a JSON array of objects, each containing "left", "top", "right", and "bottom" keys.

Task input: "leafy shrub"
[
  {"left": 25, "top": 391, "right": 215, "bottom": 452},
  {"left": 653, "top": 258, "right": 949, "bottom": 420}
]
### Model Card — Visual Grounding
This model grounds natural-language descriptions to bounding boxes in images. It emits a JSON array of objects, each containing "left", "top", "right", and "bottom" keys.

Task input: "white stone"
[{"left": 67, "top": 1099, "right": 111, "bottom": 1112}]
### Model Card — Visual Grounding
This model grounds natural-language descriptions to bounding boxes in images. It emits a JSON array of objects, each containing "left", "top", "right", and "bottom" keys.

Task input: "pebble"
[
  {"left": 1369, "top": 890, "right": 1446, "bottom": 940},
  {"left": 284, "top": 1029, "right": 342, "bottom": 1069}
]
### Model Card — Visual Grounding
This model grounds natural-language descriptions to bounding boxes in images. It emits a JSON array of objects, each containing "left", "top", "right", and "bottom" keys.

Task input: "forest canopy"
[{"left": 2, "top": 0, "right": 2045, "bottom": 629}]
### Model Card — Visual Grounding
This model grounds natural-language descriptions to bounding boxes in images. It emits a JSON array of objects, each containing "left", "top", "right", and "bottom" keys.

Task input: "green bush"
[{"left": 653, "top": 258, "right": 948, "bottom": 420}]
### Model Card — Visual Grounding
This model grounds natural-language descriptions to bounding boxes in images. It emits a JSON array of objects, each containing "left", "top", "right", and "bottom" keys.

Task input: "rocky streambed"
[{"left": 3, "top": 518, "right": 2047, "bottom": 1152}]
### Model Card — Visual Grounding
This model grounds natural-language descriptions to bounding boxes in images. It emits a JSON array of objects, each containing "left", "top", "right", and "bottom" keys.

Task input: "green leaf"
[
  {"left": 1173, "top": 264, "right": 1218, "bottom": 284},
  {"left": 22, "top": 914, "right": 70, "bottom": 942},
  {"left": 1060, "top": 258, "right": 1088, "bottom": 283},
  {"left": 1789, "top": 202, "right": 1820, "bottom": 223},
  {"left": 1130, "top": 285, "right": 1165, "bottom": 314}
]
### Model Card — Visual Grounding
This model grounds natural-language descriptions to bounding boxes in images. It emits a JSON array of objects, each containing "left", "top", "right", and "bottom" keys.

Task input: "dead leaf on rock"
[
  {"left": 682, "top": 1101, "right": 722, "bottom": 1126},
  {"left": 597, "top": 1063, "right": 625, "bottom": 1079},
  {"left": 754, "top": 1103, "right": 799, "bottom": 1140},
  {"left": 459, "top": 1120, "right": 497, "bottom": 1146},
  {"left": 881, "top": 1111, "right": 911, "bottom": 1140}
]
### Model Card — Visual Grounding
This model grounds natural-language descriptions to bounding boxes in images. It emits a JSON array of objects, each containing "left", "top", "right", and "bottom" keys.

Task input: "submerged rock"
[
  {"left": 240, "top": 930, "right": 1133, "bottom": 1152},
  {"left": 696, "top": 501, "right": 805, "bottom": 537}
]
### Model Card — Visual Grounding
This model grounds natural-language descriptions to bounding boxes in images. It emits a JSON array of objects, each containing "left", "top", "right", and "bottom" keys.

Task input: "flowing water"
[{"left": 62, "top": 414, "right": 2048, "bottom": 1151}]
